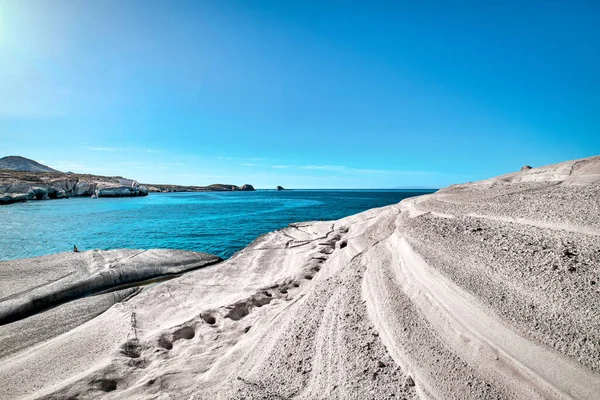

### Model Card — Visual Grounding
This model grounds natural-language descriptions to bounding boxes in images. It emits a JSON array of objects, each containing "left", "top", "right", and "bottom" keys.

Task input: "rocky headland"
[
  {"left": 1, "top": 155, "right": 599, "bottom": 399},
  {"left": 0, "top": 156, "right": 150, "bottom": 205},
  {"left": 0, "top": 169, "right": 149, "bottom": 205},
  {"left": 144, "top": 183, "right": 255, "bottom": 193},
  {"left": 0, "top": 156, "right": 255, "bottom": 205}
]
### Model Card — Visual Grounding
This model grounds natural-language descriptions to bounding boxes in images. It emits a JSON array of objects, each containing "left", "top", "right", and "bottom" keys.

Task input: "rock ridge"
[
  {"left": 0, "top": 155, "right": 599, "bottom": 399},
  {"left": 0, "top": 169, "right": 150, "bottom": 205}
]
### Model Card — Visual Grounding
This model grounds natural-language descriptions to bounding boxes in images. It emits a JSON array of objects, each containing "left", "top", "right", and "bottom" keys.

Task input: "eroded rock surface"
[
  {"left": 0, "top": 170, "right": 149, "bottom": 204},
  {"left": 1, "top": 156, "right": 599, "bottom": 399},
  {"left": 0, "top": 249, "right": 221, "bottom": 325}
]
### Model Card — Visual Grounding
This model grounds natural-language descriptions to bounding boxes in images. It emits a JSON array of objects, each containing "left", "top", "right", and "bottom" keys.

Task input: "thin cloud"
[
  {"left": 300, "top": 165, "right": 347, "bottom": 171},
  {"left": 271, "top": 165, "right": 291, "bottom": 169},
  {"left": 114, "top": 162, "right": 144, "bottom": 166},
  {"left": 219, "top": 156, "right": 265, "bottom": 162},
  {"left": 83, "top": 146, "right": 117, "bottom": 152},
  {"left": 82, "top": 145, "right": 162, "bottom": 153},
  {"left": 139, "top": 148, "right": 163, "bottom": 153},
  {"left": 240, "top": 163, "right": 262, "bottom": 167}
]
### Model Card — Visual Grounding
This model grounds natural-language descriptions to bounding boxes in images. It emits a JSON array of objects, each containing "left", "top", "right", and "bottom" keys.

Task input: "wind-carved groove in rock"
[
  {"left": 91, "top": 379, "right": 118, "bottom": 393},
  {"left": 0, "top": 250, "right": 222, "bottom": 325}
]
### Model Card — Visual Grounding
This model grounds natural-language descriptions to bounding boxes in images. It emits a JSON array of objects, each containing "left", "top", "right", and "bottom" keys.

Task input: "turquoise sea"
[{"left": 0, "top": 190, "right": 435, "bottom": 261}]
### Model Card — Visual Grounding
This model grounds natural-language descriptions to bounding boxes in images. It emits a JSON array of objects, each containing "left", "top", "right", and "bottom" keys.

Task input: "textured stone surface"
[
  {"left": 0, "top": 170, "right": 149, "bottom": 204},
  {"left": 1, "top": 156, "right": 599, "bottom": 400},
  {"left": 0, "top": 249, "right": 221, "bottom": 325}
]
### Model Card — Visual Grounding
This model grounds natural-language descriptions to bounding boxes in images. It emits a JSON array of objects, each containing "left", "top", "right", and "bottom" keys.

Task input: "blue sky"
[{"left": 0, "top": 0, "right": 598, "bottom": 188}]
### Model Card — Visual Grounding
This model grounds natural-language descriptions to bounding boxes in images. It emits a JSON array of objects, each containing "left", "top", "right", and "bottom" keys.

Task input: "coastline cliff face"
[
  {"left": 0, "top": 170, "right": 149, "bottom": 205},
  {"left": 0, "top": 156, "right": 256, "bottom": 205},
  {"left": 144, "top": 183, "right": 256, "bottom": 192},
  {"left": 1, "top": 156, "right": 599, "bottom": 399},
  {"left": 0, "top": 156, "right": 150, "bottom": 204}
]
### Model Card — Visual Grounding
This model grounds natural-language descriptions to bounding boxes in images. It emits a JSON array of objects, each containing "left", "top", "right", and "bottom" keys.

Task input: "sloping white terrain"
[{"left": 1, "top": 156, "right": 599, "bottom": 399}]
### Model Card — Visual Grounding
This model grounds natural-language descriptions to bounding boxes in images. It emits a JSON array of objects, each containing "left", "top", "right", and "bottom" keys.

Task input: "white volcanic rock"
[
  {"left": 0, "top": 158, "right": 151, "bottom": 204},
  {"left": 0, "top": 182, "right": 36, "bottom": 203},
  {"left": 460, "top": 155, "right": 600, "bottom": 187},
  {"left": 73, "top": 180, "right": 97, "bottom": 196},
  {"left": 0, "top": 249, "right": 221, "bottom": 326},
  {"left": 0, "top": 287, "right": 141, "bottom": 361},
  {"left": 1, "top": 156, "right": 599, "bottom": 399},
  {"left": 95, "top": 184, "right": 148, "bottom": 197},
  {"left": 30, "top": 186, "right": 49, "bottom": 200}
]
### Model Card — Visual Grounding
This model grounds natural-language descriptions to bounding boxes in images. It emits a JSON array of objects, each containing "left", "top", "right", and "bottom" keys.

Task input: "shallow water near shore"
[{"left": 0, "top": 189, "right": 435, "bottom": 261}]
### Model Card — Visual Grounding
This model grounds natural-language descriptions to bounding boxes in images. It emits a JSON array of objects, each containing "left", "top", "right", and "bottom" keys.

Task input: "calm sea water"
[{"left": 0, "top": 190, "right": 435, "bottom": 261}]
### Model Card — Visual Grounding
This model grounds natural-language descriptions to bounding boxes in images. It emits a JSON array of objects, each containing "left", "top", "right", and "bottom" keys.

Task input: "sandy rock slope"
[{"left": 1, "top": 156, "right": 599, "bottom": 399}]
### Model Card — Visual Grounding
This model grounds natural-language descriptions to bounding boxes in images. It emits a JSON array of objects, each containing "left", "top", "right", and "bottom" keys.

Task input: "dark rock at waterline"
[
  {"left": 95, "top": 185, "right": 148, "bottom": 197},
  {"left": 0, "top": 192, "right": 30, "bottom": 204},
  {"left": 276, "top": 186, "right": 285, "bottom": 191},
  {"left": 145, "top": 183, "right": 256, "bottom": 193}
]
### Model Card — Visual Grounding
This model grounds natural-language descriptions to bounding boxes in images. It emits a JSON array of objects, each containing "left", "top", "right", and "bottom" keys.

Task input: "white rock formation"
[{"left": 1, "top": 156, "right": 599, "bottom": 399}]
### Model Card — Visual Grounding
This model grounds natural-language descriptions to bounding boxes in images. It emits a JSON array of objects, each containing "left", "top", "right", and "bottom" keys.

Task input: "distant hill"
[
  {"left": 0, "top": 156, "right": 60, "bottom": 173},
  {"left": 0, "top": 156, "right": 255, "bottom": 205}
]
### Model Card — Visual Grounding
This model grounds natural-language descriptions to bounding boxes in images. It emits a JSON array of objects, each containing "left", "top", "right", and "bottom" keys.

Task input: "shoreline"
[
  {"left": 0, "top": 189, "right": 436, "bottom": 263},
  {"left": 0, "top": 163, "right": 256, "bottom": 205},
  {"left": 1, "top": 156, "right": 599, "bottom": 399}
]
